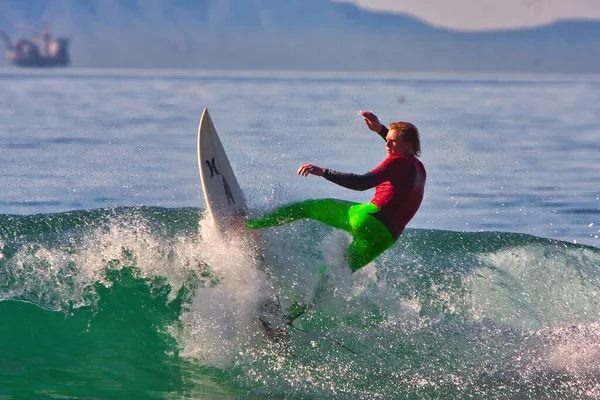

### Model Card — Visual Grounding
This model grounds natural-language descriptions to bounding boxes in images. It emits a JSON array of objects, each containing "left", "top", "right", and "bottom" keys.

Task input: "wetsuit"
[{"left": 246, "top": 127, "right": 426, "bottom": 272}]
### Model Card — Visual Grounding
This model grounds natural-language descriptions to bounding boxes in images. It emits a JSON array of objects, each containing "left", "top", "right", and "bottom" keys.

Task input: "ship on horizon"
[{"left": 0, "top": 26, "right": 69, "bottom": 68}]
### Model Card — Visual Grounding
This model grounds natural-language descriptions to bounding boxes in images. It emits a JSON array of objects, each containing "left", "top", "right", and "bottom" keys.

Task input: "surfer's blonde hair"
[{"left": 389, "top": 121, "right": 421, "bottom": 157}]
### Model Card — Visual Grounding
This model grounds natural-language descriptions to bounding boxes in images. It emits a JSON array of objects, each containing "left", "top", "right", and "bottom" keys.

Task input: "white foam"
[
  {"left": 76, "top": 218, "right": 200, "bottom": 300},
  {"left": 541, "top": 323, "right": 600, "bottom": 377},
  {"left": 175, "top": 217, "right": 270, "bottom": 366}
]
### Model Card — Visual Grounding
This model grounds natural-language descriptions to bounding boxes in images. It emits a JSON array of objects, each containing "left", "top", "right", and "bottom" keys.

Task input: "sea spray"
[
  {"left": 175, "top": 216, "right": 276, "bottom": 366},
  {"left": 469, "top": 245, "right": 600, "bottom": 329}
]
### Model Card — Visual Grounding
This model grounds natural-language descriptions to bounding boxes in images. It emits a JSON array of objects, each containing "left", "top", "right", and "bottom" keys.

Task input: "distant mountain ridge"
[
  {"left": 0, "top": 0, "right": 437, "bottom": 32},
  {"left": 1, "top": 0, "right": 599, "bottom": 73}
]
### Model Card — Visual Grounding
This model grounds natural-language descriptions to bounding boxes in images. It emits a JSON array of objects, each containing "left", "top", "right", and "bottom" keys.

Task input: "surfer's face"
[{"left": 385, "top": 129, "right": 411, "bottom": 156}]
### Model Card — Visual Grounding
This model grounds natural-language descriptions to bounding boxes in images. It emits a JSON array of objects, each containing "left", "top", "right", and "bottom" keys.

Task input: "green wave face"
[{"left": 1, "top": 207, "right": 600, "bottom": 399}]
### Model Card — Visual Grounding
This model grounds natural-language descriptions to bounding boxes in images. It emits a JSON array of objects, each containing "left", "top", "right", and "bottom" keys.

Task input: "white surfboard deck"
[
  {"left": 197, "top": 108, "right": 290, "bottom": 339},
  {"left": 197, "top": 108, "right": 247, "bottom": 234}
]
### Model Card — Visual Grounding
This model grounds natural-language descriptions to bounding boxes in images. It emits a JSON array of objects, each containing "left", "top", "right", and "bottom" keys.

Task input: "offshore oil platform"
[{"left": 0, "top": 26, "right": 69, "bottom": 67}]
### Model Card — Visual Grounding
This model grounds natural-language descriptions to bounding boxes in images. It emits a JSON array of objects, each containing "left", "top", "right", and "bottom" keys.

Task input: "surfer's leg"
[
  {"left": 345, "top": 203, "right": 395, "bottom": 272},
  {"left": 345, "top": 235, "right": 393, "bottom": 272},
  {"left": 246, "top": 198, "right": 357, "bottom": 231},
  {"left": 248, "top": 199, "right": 394, "bottom": 271}
]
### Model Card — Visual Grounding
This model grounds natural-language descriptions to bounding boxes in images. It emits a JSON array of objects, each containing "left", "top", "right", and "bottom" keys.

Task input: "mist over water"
[{"left": 0, "top": 69, "right": 599, "bottom": 398}]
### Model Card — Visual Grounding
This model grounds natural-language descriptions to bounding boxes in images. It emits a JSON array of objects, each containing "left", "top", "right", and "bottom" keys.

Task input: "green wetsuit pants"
[{"left": 246, "top": 199, "right": 395, "bottom": 272}]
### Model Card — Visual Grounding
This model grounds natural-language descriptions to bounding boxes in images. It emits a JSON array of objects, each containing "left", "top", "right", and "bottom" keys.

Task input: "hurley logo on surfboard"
[
  {"left": 204, "top": 156, "right": 236, "bottom": 206},
  {"left": 205, "top": 157, "right": 220, "bottom": 178}
]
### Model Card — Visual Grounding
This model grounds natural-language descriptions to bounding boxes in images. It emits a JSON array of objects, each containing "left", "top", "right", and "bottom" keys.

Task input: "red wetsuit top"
[{"left": 322, "top": 127, "right": 426, "bottom": 240}]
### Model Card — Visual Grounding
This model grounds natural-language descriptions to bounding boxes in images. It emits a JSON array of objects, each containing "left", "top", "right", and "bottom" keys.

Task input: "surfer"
[{"left": 246, "top": 111, "right": 426, "bottom": 272}]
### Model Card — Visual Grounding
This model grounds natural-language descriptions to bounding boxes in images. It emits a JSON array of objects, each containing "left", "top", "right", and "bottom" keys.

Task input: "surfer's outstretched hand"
[
  {"left": 298, "top": 164, "right": 325, "bottom": 177},
  {"left": 360, "top": 110, "right": 382, "bottom": 133}
]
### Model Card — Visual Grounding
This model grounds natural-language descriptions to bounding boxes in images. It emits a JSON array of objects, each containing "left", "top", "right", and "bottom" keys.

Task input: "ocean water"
[{"left": 1, "top": 68, "right": 599, "bottom": 399}]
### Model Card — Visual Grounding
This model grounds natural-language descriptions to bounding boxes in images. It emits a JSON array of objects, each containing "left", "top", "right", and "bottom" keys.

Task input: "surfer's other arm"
[{"left": 297, "top": 164, "right": 382, "bottom": 191}]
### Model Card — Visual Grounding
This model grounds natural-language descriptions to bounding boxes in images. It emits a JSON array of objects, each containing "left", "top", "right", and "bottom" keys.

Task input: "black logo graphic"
[
  {"left": 222, "top": 176, "right": 236, "bottom": 206},
  {"left": 205, "top": 157, "right": 220, "bottom": 178}
]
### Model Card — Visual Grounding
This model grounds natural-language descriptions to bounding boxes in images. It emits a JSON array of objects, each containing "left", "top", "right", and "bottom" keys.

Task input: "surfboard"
[
  {"left": 197, "top": 108, "right": 290, "bottom": 340},
  {"left": 197, "top": 108, "right": 247, "bottom": 234}
]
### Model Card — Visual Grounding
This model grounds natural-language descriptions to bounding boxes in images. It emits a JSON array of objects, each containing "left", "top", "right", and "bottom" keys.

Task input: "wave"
[{"left": 1, "top": 206, "right": 599, "bottom": 399}]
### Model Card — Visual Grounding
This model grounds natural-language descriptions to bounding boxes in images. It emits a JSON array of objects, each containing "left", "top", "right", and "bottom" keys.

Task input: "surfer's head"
[{"left": 387, "top": 122, "right": 421, "bottom": 157}]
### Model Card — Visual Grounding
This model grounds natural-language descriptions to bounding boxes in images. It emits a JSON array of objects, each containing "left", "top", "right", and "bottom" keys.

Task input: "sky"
[{"left": 334, "top": 0, "right": 600, "bottom": 31}]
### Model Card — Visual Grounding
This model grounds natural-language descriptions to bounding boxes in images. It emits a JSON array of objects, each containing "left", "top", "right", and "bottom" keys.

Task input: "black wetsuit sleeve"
[
  {"left": 378, "top": 125, "right": 388, "bottom": 140},
  {"left": 322, "top": 169, "right": 383, "bottom": 191}
]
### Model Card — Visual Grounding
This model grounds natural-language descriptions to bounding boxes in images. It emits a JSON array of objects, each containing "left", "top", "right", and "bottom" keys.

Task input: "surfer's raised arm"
[{"left": 360, "top": 110, "right": 388, "bottom": 140}]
